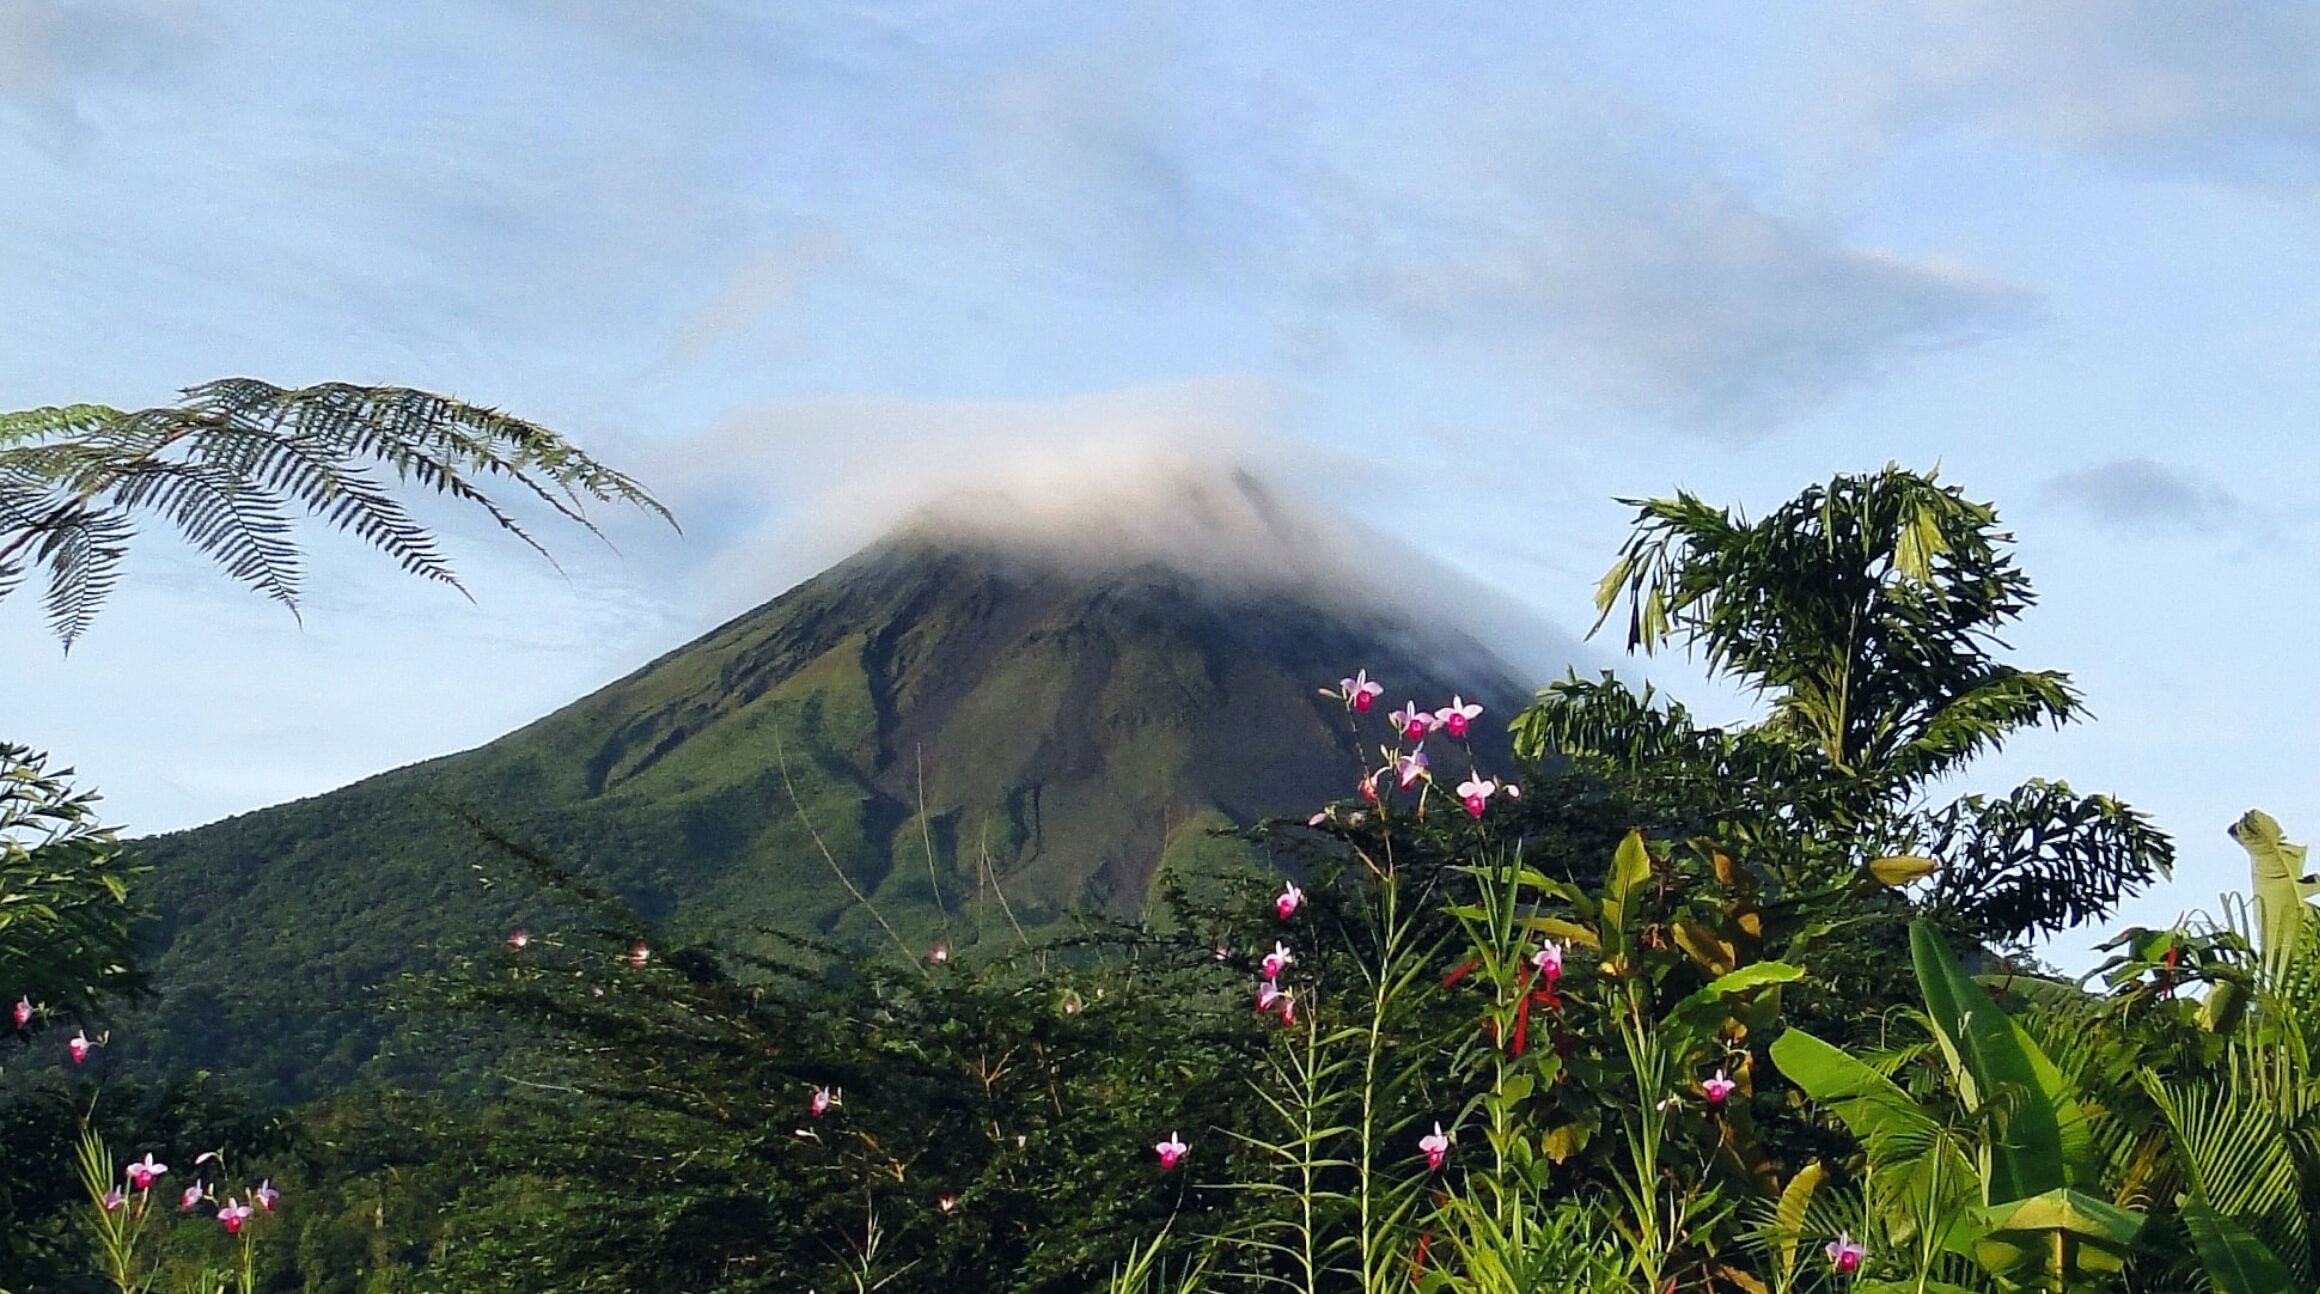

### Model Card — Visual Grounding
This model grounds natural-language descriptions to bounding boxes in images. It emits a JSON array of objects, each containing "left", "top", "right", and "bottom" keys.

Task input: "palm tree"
[{"left": 1512, "top": 463, "right": 2169, "bottom": 945}]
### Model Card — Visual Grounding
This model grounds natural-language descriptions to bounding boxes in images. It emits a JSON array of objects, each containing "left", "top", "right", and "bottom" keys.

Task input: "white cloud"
[
  {"left": 1374, "top": 179, "right": 2033, "bottom": 436},
  {"left": 0, "top": 0, "right": 206, "bottom": 138},
  {"left": 2044, "top": 458, "right": 2240, "bottom": 531},
  {"left": 1869, "top": 1, "right": 2320, "bottom": 182},
  {"left": 665, "top": 232, "right": 849, "bottom": 366},
  {"left": 635, "top": 378, "right": 1591, "bottom": 681}
]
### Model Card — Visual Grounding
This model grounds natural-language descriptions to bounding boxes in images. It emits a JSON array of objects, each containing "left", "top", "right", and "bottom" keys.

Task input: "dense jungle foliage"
[{"left": 2, "top": 385, "right": 2305, "bottom": 1292}]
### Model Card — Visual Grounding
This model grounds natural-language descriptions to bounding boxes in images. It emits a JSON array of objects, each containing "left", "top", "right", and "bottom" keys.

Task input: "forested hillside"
[{"left": 124, "top": 532, "right": 1528, "bottom": 1096}]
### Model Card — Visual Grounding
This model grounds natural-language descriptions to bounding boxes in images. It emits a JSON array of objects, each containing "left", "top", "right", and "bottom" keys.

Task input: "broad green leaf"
[
  {"left": 1672, "top": 918, "right": 1736, "bottom": 974},
  {"left": 2230, "top": 810, "right": 2320, "bottom": 981},
  {"left": 1661, "top": 964, "right": 1800, "bottom": 1057},
  {"left": 1770, "top": 1026, "right": 1978, "bottom": 1242},
  {"left": 1541, "top": 1122, "right": 1589, "bottom": 1162},
  {"left": 1516, "top": 915, "right": 1601, "bottom": 948},
  {"left": 1968, "top": 1187, "right": 2142, "bottom": 1280},
  {"left": 1770, "top": 1028, "right": 1934, "bottom": 1149},
  {"left": 2181, "top": 1198, "right": 2299, "bottom": 1294},
  {"left": 1909, "top": 921, "right": 2093, "bottom": 1197},
  {"left": 1598, "top": 830, "right": 1652, "bottom": 963}
]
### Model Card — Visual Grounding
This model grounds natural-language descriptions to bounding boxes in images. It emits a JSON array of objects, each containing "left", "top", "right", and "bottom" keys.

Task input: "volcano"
[{"left": 127, "top": 484, "right": 1554, "bottom": 1096}]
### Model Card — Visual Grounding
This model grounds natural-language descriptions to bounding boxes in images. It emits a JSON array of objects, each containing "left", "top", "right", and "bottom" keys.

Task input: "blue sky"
[{"left": 3, "top": 1, "right": 2316, "bottom": 965}]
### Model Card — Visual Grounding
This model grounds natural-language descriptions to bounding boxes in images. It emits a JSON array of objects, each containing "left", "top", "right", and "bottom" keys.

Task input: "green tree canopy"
[{"left": 1515, "top": 464, "right": 2169, "bottom": 944}]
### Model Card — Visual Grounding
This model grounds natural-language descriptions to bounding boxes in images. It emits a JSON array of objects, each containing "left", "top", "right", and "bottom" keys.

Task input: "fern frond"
[{"left": 0, "top": 378, "right": 673, "bottom": 645}]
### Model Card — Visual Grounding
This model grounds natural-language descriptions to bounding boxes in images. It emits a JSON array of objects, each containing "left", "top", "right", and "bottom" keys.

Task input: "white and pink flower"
[
  {"left": 1827, "top": 1232, "right": 1865, "bottom": 1275},
  {"left": 68, "top": 1030, "right": 92, "bottom": 1064},
  {"left": 1395, "top": 750, "right": 1430, "bottom": 789},
  {"left": 1256, "top": 979, "right": 1283, "bottom": 1014},
  {"left": 219, "top": 1198, "right": 254, "bottom": 1234},
  {"left": 628, "top": 942, "right": 651, "bottom": 968},
  {"left": 253, "top": 1180, "right": 279, "bottom": 1212},
  {"left": 1703, "top": 1069, "right": 1737, "bottom": 1106},
  {"left": 1275, "top": 883, "right": 1305, "bottom": 920},
  {"left": 179, "top": 1183, "right": 204, "bottom": 1212},
  {"left": 1434, "top": 697, "right": 1483, "bottom": 739},
  {"left": 1340, "top": 670, "right": 1384, "bottom": 713},
  {"left": 1388, "top": 702, "right": 1435, "bottom": 742},
  {"left": 1531, "top": 941, "right": 1563, "bottom": 988},
  {"left": 1419, "top": 1122, "right": 1451, "bottom": 1171},
  {"left": 1456, "top": 776, "right": 1497, "bottom": 818},
  {"left": 1261, "top": 942, "right": 1294, "bottom": 980},
  {"left": 811, "top": 1086, "right": 837, "bottom": 1118},
  {"left": 12, "top": 996, "right": 29, "bottom": 1029},
  {"left": 125, "top": 1153, "right": 167, "bottom": 1191},
  {"left": 507, "top": 928, "right": 530, "bottom": 950},
  {"left": 1154, "top": 1131, "right": 1189, "bottom": 1170}
]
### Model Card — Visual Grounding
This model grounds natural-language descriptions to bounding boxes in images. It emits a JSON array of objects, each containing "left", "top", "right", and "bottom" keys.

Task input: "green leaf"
[
  {"left": 1769, "top": 1028, "right": 1933, "bottom": 1149},
  {"left": 2229, "top": 810, "right": 2320, "bottom": 980},
  {"left": 1516, "top": 915, "right": 1601, "bottom": 948},
  {"left": 1664, "top": 962, "right": 1804, "bottom": 1045},
  {"left": 2181, "top": 1197, "right": 2300, "bottom": 1294},
  {"left": 1598, "top": 830, "right": 1652, "bottom": 963},
  {"left": 1968, "top": 1187, "right": 2142, "bottom": 1280},
  {"left": 1771, "top": 1162, "right": 1824, "bottom": 1281},
  {"left": 1909, "top": 921, "right": 2093, "bottom": 1197}
]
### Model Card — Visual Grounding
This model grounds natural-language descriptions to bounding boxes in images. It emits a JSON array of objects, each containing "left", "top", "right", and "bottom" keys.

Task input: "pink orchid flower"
[
  {"left": 1388, "top": 702, "right": 1435, "bottom": 742},
  {"left": 1275, "top": 882, "right": 1305, "bottom": 920},
  {"left": 1307, "top": 811, "right": 1328, "bottom": 827},
  {"left": 1395, "top": 749, "right": 1430, "bottom": 789},
  {"left": 1276, "top": 991, "right": 1297, "bottom": 1025},
  {"left": 928, "top": 943, "right": 950, "bottom": 965},
  {"left": 219, "top": 1198, "right": 254, "bottom": 1234},
  {"left": 1340, "top": 670, "right": 1384, "bottom": 713},
  {"left": 125, "top": 1153, "right": 168, "bottom": 1191},
  {"left": 1531, "top": 941, "right": 1563, "bottom": 987},
  {"left": 1261, "top": 942, "right": 1294, "bottom": 980},
  {"left": 1503, "top": 782, "right": 1520, "bottom": 799},
  {"left": 1154, "top": 1131, "right": 1189, "bottom": 1170},
  {"left": 1359, "top": 774, "right": 1381, "bottom": 803},
  {"left": 937, "top": 1192, "right": 961, "bottom": 1214},
  {"left": 1827, "top": 1231, "right": 1865, "bottom": 1275},
  {"left": 628, "top": 942, "right": 651, "bottom": 968},
  {"left": 1455, "top": 776, "right": 1497, "bottom": 818},
  {"left": 102, "top": 1187, "right": 126, "bottom": 1212},
  {"left": 12, "top": 996, "right": 29, "bottom": 1028},
  {"left": 68, "top": 1030, "right": 92, "bottom": 1064},
  {"left": 253, "top": 1180, "right": 279, "bottom": 1212},
  {"left": 1703, "top": 1069, "right": 1738, "bottom": 1106},
  {"left": 180, "top": 1183, "right": 204, "bottom": 1211},
  {"left": 1434, "top": 696, "right": 1483, "bottom": 739},
  {"left": 811, "top": 1086, "right": 837, "bottom": 1118},
  {"left": 1256, "top": 979, "right": 1283, "bottom": 1013},
  {"left": 507, "top": 928, "right": 530, "bottom": 949},
  {"left": 1419, "top": 1122, "right": 1451, "bottom": 1171}
]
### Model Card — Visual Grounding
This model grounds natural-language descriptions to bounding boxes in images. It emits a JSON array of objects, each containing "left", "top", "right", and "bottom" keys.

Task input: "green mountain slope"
[{"left": 125, "top": 532, "right": 1532, "bottom": 1097}]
